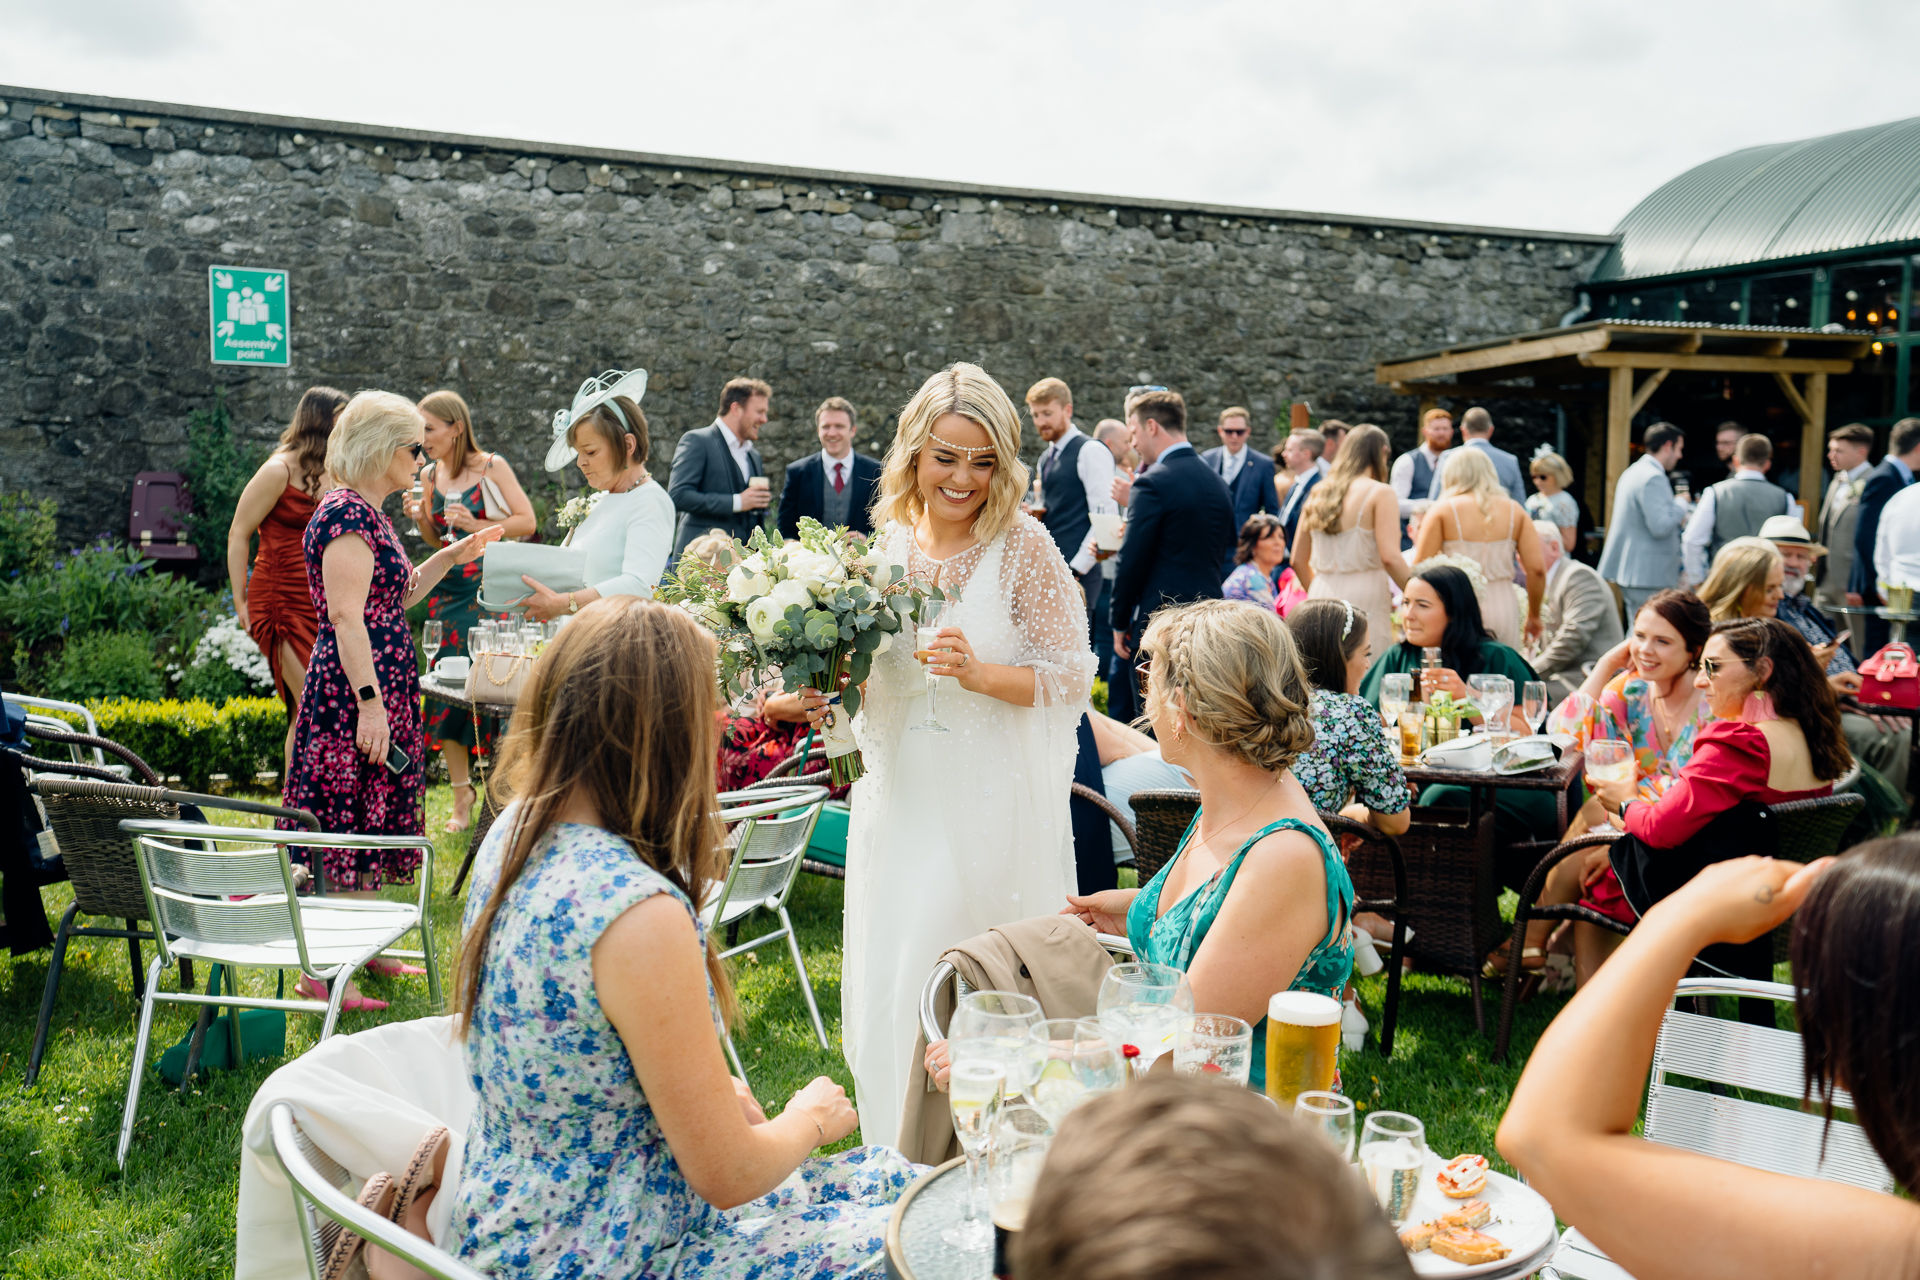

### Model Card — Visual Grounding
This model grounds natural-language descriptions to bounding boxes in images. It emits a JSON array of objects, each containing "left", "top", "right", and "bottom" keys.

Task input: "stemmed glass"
[
  {"left": 987, "top": 1104, "right": 1052, "bottom": 1212},
  {"left": 1293, "top": 1091, "right": 1357, "bottom": 1161},
  {"left": 1380, "top": 673, "right": 1413, "bottom": 728},
  {"left": 1096, "top": 962, "right": 1194, "bottom": 1076},
  {"left": 1172, "top": 1013, "right": 1253, "bottom": 1084},
  {"left": 949, "top": 991, "right": 1044, "bottom": 1102},
  {"left": 912, "top": 597, "right": 958, "bottom": 733},
  {"left": 1523, "top": 680, "right": 1550, "bottom": 735},
  {"left": 1025, "top": 1018, "right": 1124, "bottom": 1127},
  {"left": 942, "top": 1058, "right": 1006, "bottom": 1251},
  {"left": 1469, "top": 674, "right": 1512, "bottom": 743},
  {"left": 1359, "top": 1112, "right": 1427, "bottom": 1225},
  {"left": 421, "top": 620, "right": 443, "bottom": 672}
]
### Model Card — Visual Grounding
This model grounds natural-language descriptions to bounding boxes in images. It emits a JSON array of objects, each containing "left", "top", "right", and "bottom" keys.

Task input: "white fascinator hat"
[{"left": 545, "top": 368, "right": 649, "bottom": 472}]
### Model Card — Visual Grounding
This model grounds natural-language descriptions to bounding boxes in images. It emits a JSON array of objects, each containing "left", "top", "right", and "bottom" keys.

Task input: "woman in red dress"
[{"left": 228, "top": 387, "right": 346, "bottom": 766}]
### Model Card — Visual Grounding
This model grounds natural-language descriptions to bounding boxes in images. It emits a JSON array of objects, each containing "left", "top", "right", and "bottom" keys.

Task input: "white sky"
[{"left": 3, "top": 0, "right": 1915, "bottom": 235}]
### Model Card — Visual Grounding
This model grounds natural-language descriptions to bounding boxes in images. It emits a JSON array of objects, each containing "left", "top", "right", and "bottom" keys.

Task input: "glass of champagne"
[
  {"left": 912, "top": 597, "right": 958, "bottom": 733},
  {"left": 1587, "top": 738, "right": 1635, "bottom": 787},
  {"left": 421, "top": 620, "right": 443, "bottom": 671},
  {"left": 1523, "top": 680, "right": 1550, "bottom": 735},
  {"left": 1096, "top": 962, "right": 1194, "bottom": 1076},
  {"left": 949, "top": 991, "right": 1044, "bottom": 1102},
  {"left": 1263, "top": 991, "right": 1341, "bottom": 1109},
  {"left": 943, "top": 1058, "right": 1006, "bottom": 1251},
  {"left": 1026, "top": 1019, "right": 1124, "bottom": 1127},
  {"left": 1359, "top": 1112, "right": 1427, "bottom": 1225},
  {"left": 1172, "top": 1013, "right": 1253, "bottom": 1085},
  {"left": 1380, "top": 672, "right": 1413, "bottom": 728},
  {"left": 1293, "top": 1090, "right": 1357, "bottom": 1161}
]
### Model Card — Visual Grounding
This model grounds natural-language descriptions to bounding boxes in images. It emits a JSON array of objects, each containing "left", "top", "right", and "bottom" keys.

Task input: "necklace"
[
  {"left": 1647, "top": 675, "right": 1695, "bottom": 751},
  {"left": 1184, "top": 772, "right": 1284, "bottom": 871}
]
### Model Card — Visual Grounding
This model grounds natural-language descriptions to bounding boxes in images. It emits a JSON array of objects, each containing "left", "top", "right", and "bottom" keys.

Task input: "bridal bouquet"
[{"left": 658, "top": 518, "right": 935, "bottom": 785}]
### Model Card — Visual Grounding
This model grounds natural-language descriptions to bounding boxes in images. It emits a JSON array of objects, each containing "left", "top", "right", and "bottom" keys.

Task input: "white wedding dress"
[{"left": 842, "top": 512, "right": 1096, "bottom": 1148}]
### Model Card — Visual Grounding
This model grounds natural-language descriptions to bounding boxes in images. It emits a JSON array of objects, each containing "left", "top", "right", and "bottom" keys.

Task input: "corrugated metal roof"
[{"left": 1593, "top": 117, "right": 1920, "bottom": 282}]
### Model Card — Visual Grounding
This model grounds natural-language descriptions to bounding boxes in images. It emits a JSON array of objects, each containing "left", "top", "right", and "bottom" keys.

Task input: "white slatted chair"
[
  {"left": 116, "top": 818, "right": 439, "bottom": 1167},
  {"left": 268, "top": 1102, "right": 487, "bottom": 1280},
  {"left": 1547, "top": 977, "right": 1895, "bottom": 1280},
  {"left": 709, "top": 785, "right": 831, "bottom": 1079}
]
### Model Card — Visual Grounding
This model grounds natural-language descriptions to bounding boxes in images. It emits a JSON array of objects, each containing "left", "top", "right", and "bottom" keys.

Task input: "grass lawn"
[{"left": 0, "top": 783, "right": 1580, "bottom": 1278}]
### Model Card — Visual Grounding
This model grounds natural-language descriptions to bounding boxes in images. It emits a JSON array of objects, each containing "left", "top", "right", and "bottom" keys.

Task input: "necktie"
[
  {"left": 1041, "top": 446, "right": 1058, "bottom": 484},
  {"left": 832, "top": 461, "right": 845, "bottom": 494}
]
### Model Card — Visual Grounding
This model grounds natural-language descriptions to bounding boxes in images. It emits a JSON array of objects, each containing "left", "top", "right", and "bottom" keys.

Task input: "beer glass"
[
  {"left": 949, "top": 991, "right": 1044, "bottom": 1101},
  {"left": 1360, "top": 1112, "right": 1427, "bottom": 1225},
  {"left": 1172, "top": 1013, "right": 1253, "bottom": 1085},
  {"left": 1587, "top": 738, "right": 1634, "bottom": 787},
  {"left": 1263, "top": 991, "right": 1341, "bottom": 1108},
  {"left": 1293, "top": 1090, "right": 1357, "bottom": 1161},
  {"left": 943, "top": 1058, "right": 1006, "bottom": 1251}
]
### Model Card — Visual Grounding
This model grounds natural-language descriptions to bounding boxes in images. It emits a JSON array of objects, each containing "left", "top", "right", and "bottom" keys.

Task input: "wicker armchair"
[
  {"left": 1128, "top": 788, "right": 1201, "bottom": 883},
  {"left": 1318, "top": 811, "right": 1409, "bottom": 1058},
  {"left": 1075, "top": 782, "right": 1137, "bottom": 866}
]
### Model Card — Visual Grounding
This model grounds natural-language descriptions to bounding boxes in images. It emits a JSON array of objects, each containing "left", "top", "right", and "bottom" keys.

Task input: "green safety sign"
[{"left": 208, "top": 265, "right": 290, "bottom": 367}]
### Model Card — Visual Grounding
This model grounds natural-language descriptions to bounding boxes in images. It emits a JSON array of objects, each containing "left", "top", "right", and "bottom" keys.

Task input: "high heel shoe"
[
  {"left": 364, "top": 956, "right": 427, "bottom": 978},
  {"left": 443, "top": 781, "right": 476, "bottom": 834},
  {"left": 295, "top": 975, "right": 389, "bottom": 1012}
]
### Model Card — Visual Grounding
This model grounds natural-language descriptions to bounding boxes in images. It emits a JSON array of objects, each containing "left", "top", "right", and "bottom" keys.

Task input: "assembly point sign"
[{"left": 208, "top": 265, "right": 290, "bottom": 367}]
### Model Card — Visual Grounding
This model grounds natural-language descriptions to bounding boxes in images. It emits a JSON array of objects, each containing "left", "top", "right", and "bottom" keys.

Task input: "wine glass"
[
  {"left": 943, "top": 1058, "right": 1006, "bottom": 1251},
  {"left": 1380, "top": 673, "right": 1412, "bottom": 727},
  {"left": 1468, "top": 674, "right": 1512, "bottom": 742},
  {"left": 1096, "top": 962, "right": 1194, "bottom": 1075},
  {"left": 987, "top": 1104, "right": 1052, "bottom": 1211},
  {"left": 421, "top": 620, "right": 443, "bottom": 671},
  {"left": 1359, "top": 1111, "right": 1427, "bottom": 1225},
  {"left": 1523, "top": 680, "right": 1550, "bottom": 735},
  {"left": 912, "top": 597, "right": 958, "bottom": 734},
  {"left": 1587, "top": 738, "right": 1634, "bottom": 787},
  {"left": 1293, "top": 1091, "right": 1357, "bottom": 1161},
  {"left": 1172, "top": 1013, "right": 1253, "bottom": 1085},
  {"left": 1025, "top": 1019, "right": 1124, "bottom": 1127},
  {"left": 949, "top": 991, "right": 1044, "bottom": 1101}
]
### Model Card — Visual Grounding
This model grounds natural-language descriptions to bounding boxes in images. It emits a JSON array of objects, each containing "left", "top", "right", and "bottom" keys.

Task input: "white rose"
[
  {"left": 872, "top": 629, "right": 893, "bottom": 656},
  {"left": 742, "top": 552, "right": 768, "bottom": 573},
  {"left": 768, "top": 579, "right": 813, "bottom": 613},
  {"left": 726, "top": 563, "right": 772, "bottom": 603},
  {"left": 784, "top": 550, "right": 835, "bottom": 590},
  {"left": 745, "top": 596, "right": 784, "bottom": 640}
]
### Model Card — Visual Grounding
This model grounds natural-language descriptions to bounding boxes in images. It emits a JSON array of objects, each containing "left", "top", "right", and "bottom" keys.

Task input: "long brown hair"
[
  {"left": 1709, "top": 616, "right": 1851, "bottom": 783},
  {"left": 1301, "top": 423, "right": 1390, "bottom": 533},
  {"left": 419, "top": 389, "right": 483, "bottom": 481},
  {"left": 277, "top": 386, "right": 346, "bottom": 496},
  {"left": 454, "top": 597, "right": 736, "bottom": 1033}
]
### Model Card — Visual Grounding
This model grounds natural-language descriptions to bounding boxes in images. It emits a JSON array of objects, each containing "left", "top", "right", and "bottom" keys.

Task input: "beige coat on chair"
[{"left": 895, "top": 915, "right": 1119, "bottom": 1165}]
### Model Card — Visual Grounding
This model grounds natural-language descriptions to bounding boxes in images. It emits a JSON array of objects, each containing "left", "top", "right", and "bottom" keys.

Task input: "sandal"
[
  {"left": 366, "top": 1126, "right": 451, "bottom": 1280},
  {"left": 1481, "top": 945, "right": 1548, "bottom": 981},
  {"left": 364, "top": 956, "right": 428, "bottom": 978},
  {"left": 295, "top": 975, "right": 389, "bottom": 1012},
  {"left": 443, "top": 782, "right": 476, "bottom": 834},
  {"left": 320, "top": 1172, "right": 395, "bottom": 1280}
]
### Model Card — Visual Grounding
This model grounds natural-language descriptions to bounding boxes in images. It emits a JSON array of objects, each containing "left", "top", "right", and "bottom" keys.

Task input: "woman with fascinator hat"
[{"left": 518, "top": 370, "right": 676, "bottom": 619}]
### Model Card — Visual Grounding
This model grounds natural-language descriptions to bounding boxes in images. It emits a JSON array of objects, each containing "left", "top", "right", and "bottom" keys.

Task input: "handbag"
[
  {"left": 158, "top": 966, "right": 287, "bottom": 1085},
  {"left": 477, "top": 542, "right": 586, "bottom": 613},
  {"left": 465, "top": 650, "right": 534, "bottom": 705},
  {"left": 1859, "top": 641, "right": 1920, "bottom": 709}
]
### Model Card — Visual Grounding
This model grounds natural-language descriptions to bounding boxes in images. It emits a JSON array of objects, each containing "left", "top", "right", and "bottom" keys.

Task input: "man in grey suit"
[
  {"left": 1532, "top": 521, "right": 1623, "bottom": 701},
  {"left": 1426, "top": 406, "right": 1527, "bottom": 506},
  {"left": 669, "top": 377, "right": 771, "bottom": 558},
  {"left": 1813, "top": 423, "right": 1875, "bottom": 637},
  {"left": 1596, "top": 421, "right": 1688, "bottom": 618}
]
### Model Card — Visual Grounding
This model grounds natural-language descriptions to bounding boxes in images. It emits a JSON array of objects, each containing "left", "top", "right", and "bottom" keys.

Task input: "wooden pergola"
[{"left": 1374, "top": 321, "right": 1874, "bottom": 523}]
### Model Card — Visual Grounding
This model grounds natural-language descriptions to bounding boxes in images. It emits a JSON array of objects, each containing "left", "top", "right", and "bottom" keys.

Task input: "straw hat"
[{"left": 1758, "top": 514, "right": 1827, "bottom": 557}]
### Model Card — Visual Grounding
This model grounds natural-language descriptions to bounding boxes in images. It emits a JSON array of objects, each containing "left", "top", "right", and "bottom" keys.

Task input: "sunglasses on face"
[
  {"left": 404, "top": 443, "right": 426, "bottom": 463},
  {"left": 1699, "top": 655, "right": 1741, "bottom": 678},
  {"left": 1219, "top": 426, "right": 1249, "bottom": 437}
]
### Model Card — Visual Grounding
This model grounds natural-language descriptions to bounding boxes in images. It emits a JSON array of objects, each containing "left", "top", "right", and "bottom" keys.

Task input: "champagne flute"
[
  {"left": 913, "top": 597, "right": 958, "bottom": 734},
  {"left": 1380, "top": 672, "right": 1413, "bottom": 727},
  {"left": 421, "top": 620, "right": 443, "bottom": 670},
  {"left": 1359, "top": 1111, "right": 1426, "bottom": 1225},
  {"left": 1523, "top": 680, "right": 1550, "bottom": 735},
  {"left": 949, "top": 991, "right": 1044, "bottom": 1101},
  {"left": 1096, "top": 962, "right": 1194, "bottom": 1076},
  {"left": 1293, "top": 1090, "right": 1357, "bottom": 1161},
  {"left": 943, "top": 1058, "right": 1006, "bottom": 1251}
]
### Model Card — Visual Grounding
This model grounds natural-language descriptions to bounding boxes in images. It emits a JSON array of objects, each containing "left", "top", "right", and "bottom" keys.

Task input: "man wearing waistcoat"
[
  {"left": 780, "top": 397, "right": 882, "bottom": 541},
  {"left": 1682, "top": 432, "right": 1795, "bottom": 584},
  {"left": 1025, "top": 378, "right": 1117, "bottom": 605},
  {"left": 1391, "top": 408, "right": 1453, "bottom": 549},
  {"left": 1200, "top": 405, "right": 1282, "bottom": 579}
]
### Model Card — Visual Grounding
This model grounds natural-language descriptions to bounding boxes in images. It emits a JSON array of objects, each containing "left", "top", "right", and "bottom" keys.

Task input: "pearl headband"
[
  {"left": 1340, "top": 599, "right": 1354, "bottom": 640},
  {"left": 928, "top": 431, "right": 997, "bottom": 459}
]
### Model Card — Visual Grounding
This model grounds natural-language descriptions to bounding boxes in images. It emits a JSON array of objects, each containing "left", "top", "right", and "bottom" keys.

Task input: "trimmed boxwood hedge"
[{"left": 48, "top": 697, "right": 288, "bottom": 791}]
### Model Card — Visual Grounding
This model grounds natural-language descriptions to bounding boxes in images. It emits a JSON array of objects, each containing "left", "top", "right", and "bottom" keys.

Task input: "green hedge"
[{"left": 48, "top": 697, "right": 288, "bottom": 791}]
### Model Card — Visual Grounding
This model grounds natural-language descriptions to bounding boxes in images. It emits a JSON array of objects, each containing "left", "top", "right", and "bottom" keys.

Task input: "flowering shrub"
[
  {"left": 174, "top": 613, "right": 275, "bottom": 704},
  {"left": 0, "top": 539, "right": 211, "bottom": 650}
]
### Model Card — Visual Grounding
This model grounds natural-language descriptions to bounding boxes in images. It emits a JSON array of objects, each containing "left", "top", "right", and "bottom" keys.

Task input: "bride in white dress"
[{"left": 843, "top": 363, "right": 1096, "bottom": 1147}]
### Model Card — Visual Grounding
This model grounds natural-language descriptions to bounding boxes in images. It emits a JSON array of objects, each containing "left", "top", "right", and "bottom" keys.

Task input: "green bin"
[{"left": 805, "top": 801, "right": 851, "bottom": 870}]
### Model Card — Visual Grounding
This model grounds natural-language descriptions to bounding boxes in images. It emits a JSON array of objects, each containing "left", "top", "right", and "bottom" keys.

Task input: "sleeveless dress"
[
  {"left": 1440, "top": 502, "right": 1523, "bottom": 650},
  {"left": 1307, "top": 488, "right": 1396, "bottom": 646},
  {"left": 277, "top": 488, "right": 425, "bottom": 887},
  {"left": 248, "top": 481, "right": 320, "bottom": 711},
  {"left": 455, "top": 810, "right": 917, "bottom": 1278},
  {"left": 421, "top": 473, "right": 492, "bottom": 754},
  {"left": 842, "top": 513, "right": 1096, "bottom": 1148},
  {"left": 1127, "top": 815, "right": 1354, "bottom": 1091}
]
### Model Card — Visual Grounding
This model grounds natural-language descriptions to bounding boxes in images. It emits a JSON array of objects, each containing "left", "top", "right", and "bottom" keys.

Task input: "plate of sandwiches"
[{"left": 1397, "top": 1153, "right": 1556, "bottom": 1275}]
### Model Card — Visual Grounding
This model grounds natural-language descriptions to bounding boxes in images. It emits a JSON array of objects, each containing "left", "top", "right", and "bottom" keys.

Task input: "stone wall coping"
[{"left": 0, "top": 81, "right": 1620, "bottom": 247}]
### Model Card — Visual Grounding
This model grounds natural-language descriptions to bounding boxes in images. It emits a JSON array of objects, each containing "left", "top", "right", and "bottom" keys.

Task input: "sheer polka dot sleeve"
[{"left": 1000, "top": 514, "right": 1097, "bottom": 708}]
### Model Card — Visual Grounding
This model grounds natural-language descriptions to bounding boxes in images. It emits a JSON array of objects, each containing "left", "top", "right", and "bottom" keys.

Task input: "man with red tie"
[{"left": 779, "top": 397, "right": 883, "bottom": 540}]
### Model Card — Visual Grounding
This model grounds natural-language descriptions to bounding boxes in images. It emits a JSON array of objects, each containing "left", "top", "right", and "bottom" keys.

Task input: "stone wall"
[{"left": 0, "top": 84, "right": 1616, "bottom": 550}]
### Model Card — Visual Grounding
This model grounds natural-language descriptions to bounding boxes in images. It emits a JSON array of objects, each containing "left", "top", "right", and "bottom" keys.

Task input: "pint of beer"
[{"left": 1264, "top": 991, "right": 1341, "bottom": 1107}]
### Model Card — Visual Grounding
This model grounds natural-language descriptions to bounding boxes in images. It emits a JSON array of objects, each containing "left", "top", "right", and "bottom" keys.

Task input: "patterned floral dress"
[
  {"left": 421, "top": 477, "right": 492, "bottom": 755},
  {"left": 278, "top": 488, "right": 424, "bottom": 887},
  {"left": 455, "top": 810, "right": 918, "bottom": 1279},
  {"left": 1294, "top": 690, "right": 1410, "bottom": 818}
]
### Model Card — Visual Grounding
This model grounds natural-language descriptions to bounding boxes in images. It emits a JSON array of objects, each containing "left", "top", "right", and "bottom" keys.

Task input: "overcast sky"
[{"left": 3, "top": 0, "right": 1915, "bottom": 235}]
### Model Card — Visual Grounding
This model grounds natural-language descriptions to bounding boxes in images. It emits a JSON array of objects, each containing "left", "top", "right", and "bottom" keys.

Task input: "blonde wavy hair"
[
  {"left": 1303, "top": 423, "right": 1391, "bottom": 533},
  {"left": 1440, "top": 445, "right": 1505, "bottom": 525},
  {"left": 1699, "top": 536, "right": 1783, "bottom": 622},
  {"left": 325, "top": 390, "right": 422, "bottom": 486},
  {"left": 872, "top": 363, "right": 1030, "bottom": 544},
  {"left": 1137, "top": 600, "right": 1315, "bottom": 774}
]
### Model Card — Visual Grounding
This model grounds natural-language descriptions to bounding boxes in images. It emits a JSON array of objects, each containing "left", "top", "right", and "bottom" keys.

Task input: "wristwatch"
[
  {"left": 356, "top": 684, "right": 379, "bottom": 703},
  {"left": 567, "top": 592, "right": 579, "bottom": 615}
]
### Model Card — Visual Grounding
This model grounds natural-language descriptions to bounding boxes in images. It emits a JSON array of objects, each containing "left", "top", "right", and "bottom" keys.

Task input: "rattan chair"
[
  {"left": 267, "top": 1102, "right": 487, "bottom": 1280},
  {"left": 1318, "top": 811, "right": 1409, "bottom": 1058},
  {"left": 1074, "top": 781, "right": 1138, "bottom": 866},
  {"left": 1128, "top": 788, "right": 1201, "bottom": 883}
]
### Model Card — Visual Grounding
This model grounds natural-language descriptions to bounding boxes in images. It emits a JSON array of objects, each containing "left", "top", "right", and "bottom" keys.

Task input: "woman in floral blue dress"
[{"left": 454, "top": 597, "right": 916, "bottom": 1278}]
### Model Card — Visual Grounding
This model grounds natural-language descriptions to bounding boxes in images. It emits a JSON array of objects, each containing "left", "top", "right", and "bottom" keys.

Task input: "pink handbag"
[{"left": 1859, "top": 642, "right": 1920, "bottom": 710}]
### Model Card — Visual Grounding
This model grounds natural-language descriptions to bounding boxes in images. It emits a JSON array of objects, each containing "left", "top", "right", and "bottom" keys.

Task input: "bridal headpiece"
[{"left": 545, "top": 368, "right": 649, "bottom": 471}]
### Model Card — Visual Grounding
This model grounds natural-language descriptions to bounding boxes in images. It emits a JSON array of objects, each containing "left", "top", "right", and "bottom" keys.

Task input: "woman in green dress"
[
  {"left": 404, "top": 390, "right": 537, "bottom": 832},
  {"left": 1062, "top": 600, "right": 1353, "bottom": 1092}
]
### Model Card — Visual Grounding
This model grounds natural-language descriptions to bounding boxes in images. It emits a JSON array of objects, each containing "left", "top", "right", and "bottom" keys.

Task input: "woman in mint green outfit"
[{"left": 1064, "top": 600, "right": 1354, "bottom": 1091}]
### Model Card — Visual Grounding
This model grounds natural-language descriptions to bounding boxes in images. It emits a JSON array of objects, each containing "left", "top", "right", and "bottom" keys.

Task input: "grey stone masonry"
[{"left": 0, "top": 84, "right": 1615, "bottom": 547}]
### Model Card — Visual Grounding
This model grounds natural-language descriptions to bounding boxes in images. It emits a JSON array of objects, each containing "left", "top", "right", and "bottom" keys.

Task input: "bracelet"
[{"left": 804, "top": 1110, "right": 825, "bottom": 1145}]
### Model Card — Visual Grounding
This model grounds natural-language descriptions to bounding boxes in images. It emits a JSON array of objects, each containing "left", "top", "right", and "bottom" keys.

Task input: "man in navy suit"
[
  {"left": 669, "top": 377, "right": 771, "bottom": 558},
  {"left": 1200, "top": 405, "right": 1281, "bottom": 578},
  {"left": 779, "top": 396, "right": 882, "bottom": 540},
  {"left": 1851, "top": 417, "right": 1920, "bottom": 653},
  {"left": 1108, "top": 390, "right": 1236, "bottom": 721}
]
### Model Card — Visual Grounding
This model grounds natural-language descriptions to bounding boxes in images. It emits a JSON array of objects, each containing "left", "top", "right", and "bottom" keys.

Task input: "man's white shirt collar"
[{"left": 819, "top": 449, "right": 853, "bottom": 472}]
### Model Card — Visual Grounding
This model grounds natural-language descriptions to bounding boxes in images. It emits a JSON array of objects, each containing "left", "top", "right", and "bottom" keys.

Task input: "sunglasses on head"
[{"left": 1127, "top": 384, "right": 1169, "bottom": 399}]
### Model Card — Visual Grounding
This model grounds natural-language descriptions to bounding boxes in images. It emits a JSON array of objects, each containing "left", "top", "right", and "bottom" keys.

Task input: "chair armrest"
[
  {"left": 19, "top": 726, "right": 159, "bottom": 785},
  {"left": 1072, "top": 782, "right": 1136, "bottom": 859}
]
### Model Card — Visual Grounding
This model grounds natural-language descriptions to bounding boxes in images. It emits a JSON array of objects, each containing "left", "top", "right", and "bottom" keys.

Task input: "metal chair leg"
[
  {"left": 26, "top": 902, "right": 79, "bottom": 1087},
  {"left": 420, "top": 911, "right": 441, "bottom": 1010},
  {"left": 1378, "top": 913, "right": 1406, "bottom": 1059},
  {"left": 1494, "top": 901, "right": 1533, "bottom": 1064},
  {"left": 126, "top": 924, "right": 144, "bottom": 1001},
  {"left": 780, "top": 906, "right": 830, "bottom": 1049},
  {"left": 117, "top": 955, "right": 165, "bottom": 1168},
  {"left": 181, "top": 1004, "right": 215, "bottom": 1094},
  {"left": 724, "top": 1030, "right": 748, "bottom": 1084}
]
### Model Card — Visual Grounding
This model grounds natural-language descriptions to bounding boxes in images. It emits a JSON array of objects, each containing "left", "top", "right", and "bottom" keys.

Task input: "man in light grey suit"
[
  {"left": 1596, "top": 421, "right": 1688, "bottom": 618},
  {"left": 1532, "top": 521, "right": 1624, "bottom": 701},
  {"left": 1813, "top": 422, "right": 1875, "bottom": 640},
  {"left": 1425, "top": 406, "right": 1527, "bottom": 506},
  {"left": 669, "top": 377, "right": 771, "bottom": 559}
]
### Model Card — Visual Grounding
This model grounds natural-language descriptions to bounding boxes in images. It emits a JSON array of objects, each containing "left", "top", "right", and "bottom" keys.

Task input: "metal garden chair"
[
  {"left": 919, "top": 931, "right": 1136, "bottom": 1047},
  {"left": 115, "top": 818, "right": 439, "bottom": 1167}
]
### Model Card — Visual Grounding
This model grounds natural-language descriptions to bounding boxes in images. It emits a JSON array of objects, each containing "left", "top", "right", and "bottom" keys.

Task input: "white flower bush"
[{"left": 187, "top": 614, "right": 273, "bottom": 690}]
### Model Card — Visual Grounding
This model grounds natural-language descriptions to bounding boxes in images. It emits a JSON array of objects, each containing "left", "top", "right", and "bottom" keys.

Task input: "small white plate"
[{"left": 1400, "top": 1153, "right": 1556, "bottom": 1276}]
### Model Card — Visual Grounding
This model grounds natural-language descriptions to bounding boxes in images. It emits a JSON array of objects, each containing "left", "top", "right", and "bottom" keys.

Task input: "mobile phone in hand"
[
  {"left": 385, "top": 742, "right": 412, "bottom": 775},
  {"left": 1833, "top": 630, "right": 1852, "bottom": 647}
]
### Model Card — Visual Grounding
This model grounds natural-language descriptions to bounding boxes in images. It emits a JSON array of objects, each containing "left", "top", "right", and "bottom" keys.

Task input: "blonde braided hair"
[{"left": 1138, "top": 600, "right": 1316, "bottom": 774}]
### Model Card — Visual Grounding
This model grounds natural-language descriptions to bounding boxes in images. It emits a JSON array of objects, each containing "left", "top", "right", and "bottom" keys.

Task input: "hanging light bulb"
[{"left": 1869, "top": 311, "right": 1881, "bottom": 324}]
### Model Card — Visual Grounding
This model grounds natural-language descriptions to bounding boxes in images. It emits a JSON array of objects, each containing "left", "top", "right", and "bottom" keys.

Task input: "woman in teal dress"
[
  {"left": 1063, "top": 600, "right": 1354, "bottom": 1090},
  {"left": 403, "top": 390, "right": 535, "bottom": 832}
]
